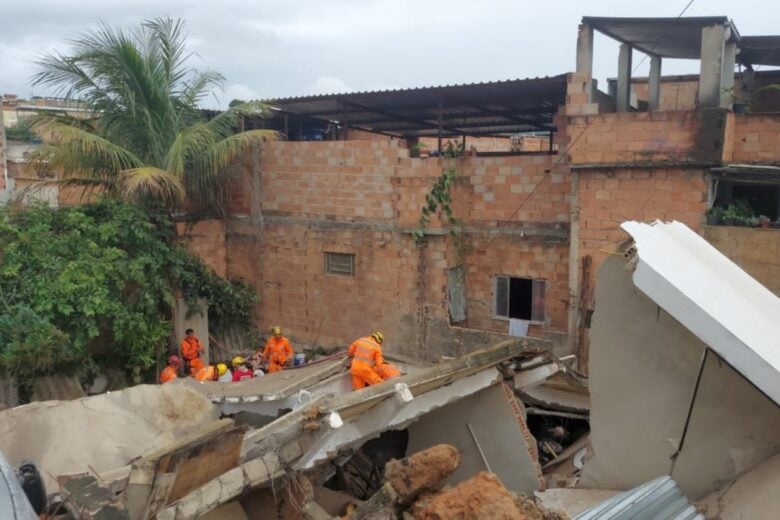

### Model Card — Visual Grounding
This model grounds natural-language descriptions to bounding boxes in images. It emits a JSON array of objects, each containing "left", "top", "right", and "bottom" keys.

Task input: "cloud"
[
  {"left": 305, "top": 76, "right": 353, "bottom": 95},
  {"left": 0, "top": 0, "right": 775, "bottom": 109}
]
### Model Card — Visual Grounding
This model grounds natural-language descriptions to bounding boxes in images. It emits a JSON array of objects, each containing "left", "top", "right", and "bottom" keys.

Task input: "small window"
[
  {"left": 494, "top": 276, "right": 545, "bottom": 322},
  {"left": 324, "top": 252, "right": 355, "bottom": 276}
]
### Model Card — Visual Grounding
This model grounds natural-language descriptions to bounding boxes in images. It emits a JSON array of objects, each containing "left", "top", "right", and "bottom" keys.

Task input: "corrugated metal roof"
[
  {"left": 574, "top": 476, "right": 704, "bottom": 520},
  {"left": 738, "top": 35, "right": 780, "bottom": 67},
  {"left": 582, "top": 16, "right": 738, "bottom": 60},
  {"left": 262, "top": 75, "right": 567, "bottom": 138},
  {"left": 621, "top": 221, "right": 780, "bottom": 405}
]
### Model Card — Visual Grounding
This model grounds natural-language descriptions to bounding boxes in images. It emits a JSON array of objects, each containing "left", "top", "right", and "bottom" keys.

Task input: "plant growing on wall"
[
  {"left": 412, "top": 141, "right": 466, "bottom": 244},
  {"left": 0, "top": 200, "right": 256, "bottom": 400}
]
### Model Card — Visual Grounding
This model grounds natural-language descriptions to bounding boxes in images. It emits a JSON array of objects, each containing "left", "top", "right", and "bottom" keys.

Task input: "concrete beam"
[
  {"left": 616, "top": 44, "right": 633, "bottom": 113},
  {"left": 648, "top": 56, "right": 662, "bottom": 112},
  {"left": 720, "top": 42, "right": 737, "bottom": 109},
  {"left": 576, "top": 24, "right": 594, "bottom": 102},
  {"left": 699, "top": 24, "right": 728, "bottom": 108}
]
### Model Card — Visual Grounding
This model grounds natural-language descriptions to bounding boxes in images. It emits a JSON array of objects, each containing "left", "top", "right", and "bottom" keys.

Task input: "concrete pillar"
[
  {"left": 616, "top": 43, "right": 633, "bottom": 113},
  {"left": 576, "top": 24, "right": 594, "bottom": 102},
  {"left": 648, "top": 56, "right": 662, "bottom": 111},
  {"left": 699, "top": 24, "right": 729, "bottom": 108},
  {"left": 720, "top": 42, "right": 737, "bottom": 109}
]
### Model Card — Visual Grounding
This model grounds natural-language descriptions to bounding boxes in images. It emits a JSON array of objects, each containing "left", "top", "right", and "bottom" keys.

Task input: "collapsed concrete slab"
[
  {"left": 407, "top": 383, "right": 544, "bottom": 493},
  {"left": 159, "top": 338, "right": 548, "bottom": 519},
  {"left": 0, "top": 384, "right": 218, "bottom": 492},
  {"left": 697, "top": 452, "right": 780, "bottom": 520},
  {"left": 580, "top": 221, "right": 780, "bottom": 499}
]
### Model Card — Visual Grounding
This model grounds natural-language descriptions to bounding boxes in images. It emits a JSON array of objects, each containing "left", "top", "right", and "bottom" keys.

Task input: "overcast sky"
[{"left": 1, "top": 0, "right": 776, "bottom": 109}]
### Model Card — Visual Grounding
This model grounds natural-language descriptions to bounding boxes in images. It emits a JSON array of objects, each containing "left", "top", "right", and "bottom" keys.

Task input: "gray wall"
[{"left": 406, "top": 383, "right": 542, "bottom": 494}]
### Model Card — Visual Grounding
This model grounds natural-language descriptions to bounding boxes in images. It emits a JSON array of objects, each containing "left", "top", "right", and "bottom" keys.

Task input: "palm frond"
[
  {"left": 118, "top": 166, "right": 185, "bottom": 203},
  {"left": 30, "top": 121, "right": 144, "bottom": 175},
  {"left": 15, "top": 177, "right": 109, "bottom": 205},
  {"left": 198, "top": 129, "right": 277, "bottom": 175}
]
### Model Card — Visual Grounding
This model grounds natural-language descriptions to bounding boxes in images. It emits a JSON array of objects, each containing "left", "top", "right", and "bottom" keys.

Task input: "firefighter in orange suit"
[
  {"left": 348, "top": 332, "right": 400, "bottom": 390},
  {"left": 160, "top": 355, "right": 180, "bottom": 384},
  {"left": 261, "top": 326, "right": 294, "bottom": 373},
  {"left": 181, "top": 328, "right": 205, "bottom": 376}
]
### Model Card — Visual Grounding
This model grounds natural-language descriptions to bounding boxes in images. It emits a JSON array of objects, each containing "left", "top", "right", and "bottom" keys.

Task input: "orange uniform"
[
  {"left": 181, "top": 335, "right": 204, "bottom": 376},
  {"left": 160, "top": 366, "right": 178, "bottom": 384},
  {"left": 262, "top": 336, "right": 294, "bottom": 373},
  {"left": 348, "top": 336, "right": 386, "bottom": 390},
  {"left": 195, "top": 365, "right": 217, "bottom": 381}
]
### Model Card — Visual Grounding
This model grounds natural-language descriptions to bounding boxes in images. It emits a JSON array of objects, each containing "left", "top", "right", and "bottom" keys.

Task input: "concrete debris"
[
  {"left": 534, "top": 489, "right": 620, "bottom": 518},
  {"left": 409, "top": 471, "right": 526, "bottom": 519},
  {"left": 0, "top": 383, "right": 218, "bottom": 492},
  {"left": 696, "top": 452, "right": 780, "bottom": 520},
  {"left": 384, "top": 444, "right": 460, "bottom": 505},
  {"left": 581, "top": 225, "right": 780, "bottom": 499}
]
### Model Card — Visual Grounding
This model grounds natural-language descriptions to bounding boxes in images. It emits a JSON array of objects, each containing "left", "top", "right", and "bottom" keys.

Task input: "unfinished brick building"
[{"left": 181, "top": 16, "right": 780, "bottom": 366}]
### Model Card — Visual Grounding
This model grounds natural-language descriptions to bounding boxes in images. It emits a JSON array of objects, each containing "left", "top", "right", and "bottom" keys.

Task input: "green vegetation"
[
  {"left": 412, "top": 141, "right": 464, "bottom": 244},
  {"left": 4, "top": 120, "right": 40, "bottom": 143},
  {"left": 27, "top": 17, "right": 275, "bottom": 213},
  {"left": 0, "top": 201, "right": 256, "bottom": 397}
]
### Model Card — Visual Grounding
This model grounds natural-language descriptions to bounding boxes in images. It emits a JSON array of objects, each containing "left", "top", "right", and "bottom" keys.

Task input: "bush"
[{"left": 0, "top": 200, "right": 256, "bottom": 390}]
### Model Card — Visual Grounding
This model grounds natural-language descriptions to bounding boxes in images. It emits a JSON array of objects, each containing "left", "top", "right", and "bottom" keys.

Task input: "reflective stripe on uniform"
[{"left": 354, "top": 341, "right": 376, "bottom": 366}]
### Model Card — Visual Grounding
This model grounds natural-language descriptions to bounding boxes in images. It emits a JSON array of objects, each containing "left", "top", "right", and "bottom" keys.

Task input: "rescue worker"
[
  {"left": 160, "top": 355, "right": 180, "bottom": 384},
  {"left": 217, "top": 363, "right": 232, "bottom": 383},
  {"left": 260, "top": 326, "right": 294, "bottom": 373},
  {"left": 181, "top": 328, "right": 205, "bottom": 376},
  {"left": 347, "top": 332, "right": 400, "bottom": 390},
  {"left": 231, "top": 356, "right": 255, "bottom": 382},
  {"left": 195, "top": 364, "right": 219, "bottom": 381}
]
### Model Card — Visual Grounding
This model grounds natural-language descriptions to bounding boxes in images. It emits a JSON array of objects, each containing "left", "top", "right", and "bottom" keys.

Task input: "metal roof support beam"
[
  {"left": 335, "top": 98, "right": 469, "bottom": 137},
  {"left": 437, "top": 95, "right": 443, "bottom": 153},
  {"left": 617, "top": 43, "right": 633, "bottom": 113},
  {"left": 649, "top": 56, "right": 662, "bottom": 111}
]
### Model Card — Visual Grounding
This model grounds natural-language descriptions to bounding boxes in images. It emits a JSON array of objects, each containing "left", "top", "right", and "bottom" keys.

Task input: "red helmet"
[{"left": 168, "top": 355, "right": 181, "bottom": 365}]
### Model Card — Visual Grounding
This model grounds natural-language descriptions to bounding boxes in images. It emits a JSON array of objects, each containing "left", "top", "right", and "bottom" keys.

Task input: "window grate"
[{"left": 324, "top": 252, "right": 355, "bottom": 276}]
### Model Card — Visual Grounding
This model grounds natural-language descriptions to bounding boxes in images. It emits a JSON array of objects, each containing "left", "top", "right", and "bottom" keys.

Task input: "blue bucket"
[{"left": 293, "top": 353, "right": 306, "bottom": 366}]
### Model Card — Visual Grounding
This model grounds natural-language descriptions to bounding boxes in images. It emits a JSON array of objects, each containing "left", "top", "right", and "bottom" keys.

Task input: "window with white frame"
[
  {"left": 494, "top": 276, "right": 545, "bottom": 322},
  {"left": 324, "top": 252, "right": 355, "bottom": 276}
]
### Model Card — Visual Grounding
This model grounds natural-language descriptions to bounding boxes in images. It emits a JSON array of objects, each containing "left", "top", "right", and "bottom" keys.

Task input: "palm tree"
[{"left": 27, "top": 17, "right": 275, "bottom": 213}]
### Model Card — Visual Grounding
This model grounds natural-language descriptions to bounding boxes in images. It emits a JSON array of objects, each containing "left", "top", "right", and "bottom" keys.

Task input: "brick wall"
[
  {"left": 217, "top": 140, "right": 570, "bottom": 358},
  {"left": 575, "top": 167, "right": 707, "bottom": 369},
  {"left": 176, "top": 219, "right": 228, "bottom": 278},
  {"left": 577, "top": 168, "right": 707, "bottom": 269},
  {"left": 632, "top": 79, "right": 699, "bottom": 111},
  {"left": 567, "top": 110, "right": 726, "bottom": 165},
  {"left": 703, "top": 226, "right": 780, "bottom": 295},
  {"left": 731, "top": 114, "right": 780, "bottom": 163}
]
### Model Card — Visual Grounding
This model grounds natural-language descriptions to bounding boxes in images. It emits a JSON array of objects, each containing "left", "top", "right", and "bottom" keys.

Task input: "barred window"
[{"left": 324, "top": 252, "right": 355, "bottom": 276}]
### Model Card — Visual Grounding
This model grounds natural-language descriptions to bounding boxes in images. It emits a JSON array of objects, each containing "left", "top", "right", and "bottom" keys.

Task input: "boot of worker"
[{"left": 377, "top": 362, "right": 401, "bottom": 380}]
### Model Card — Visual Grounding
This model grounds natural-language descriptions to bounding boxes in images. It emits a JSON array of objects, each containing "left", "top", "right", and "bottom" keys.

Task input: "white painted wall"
[{"left": 580, "top": 255, "right": 780, "bottom": 499}]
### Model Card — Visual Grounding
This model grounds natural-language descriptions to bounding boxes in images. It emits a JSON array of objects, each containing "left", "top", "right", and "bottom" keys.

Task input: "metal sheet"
[{"left": 574, "top": 476, "right": 703, "bottom": 520}]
